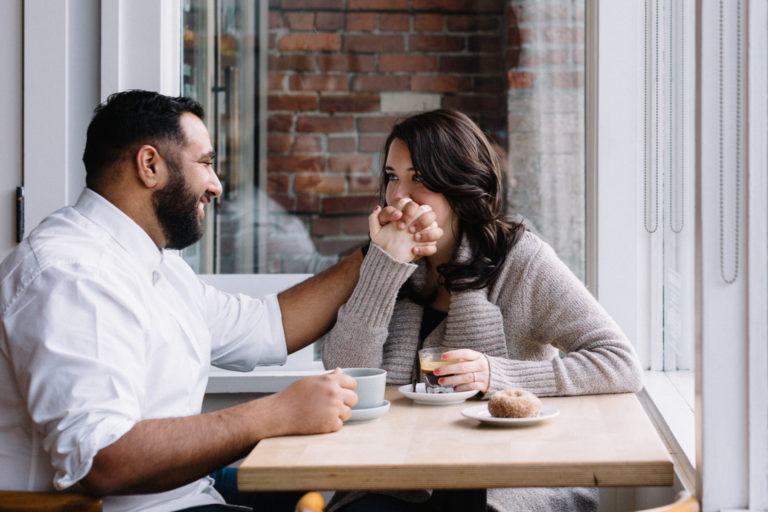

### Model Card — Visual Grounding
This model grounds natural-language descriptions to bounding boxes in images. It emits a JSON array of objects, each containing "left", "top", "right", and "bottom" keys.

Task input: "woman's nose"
[{"left": 391, "top": 182, "right": 410, "bottom": 201}]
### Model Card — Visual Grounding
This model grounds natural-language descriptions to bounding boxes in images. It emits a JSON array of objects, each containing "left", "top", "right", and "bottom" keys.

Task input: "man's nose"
[{"left": 209, "top": 168, "right": 223, "bottom": 198}]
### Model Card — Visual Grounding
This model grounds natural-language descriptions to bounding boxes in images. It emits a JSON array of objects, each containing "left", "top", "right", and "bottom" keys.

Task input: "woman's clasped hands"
[
  {"left": 369, "top": 198, "right": 441, "bottom": 263},
  {"left": 432, "top": 349, "right": 490, "bottom": 394}
]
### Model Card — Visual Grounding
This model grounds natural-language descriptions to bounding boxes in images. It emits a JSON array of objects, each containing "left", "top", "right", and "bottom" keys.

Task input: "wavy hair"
[{"left": 382, "top": 109, "right": 525, "bottom": 293}]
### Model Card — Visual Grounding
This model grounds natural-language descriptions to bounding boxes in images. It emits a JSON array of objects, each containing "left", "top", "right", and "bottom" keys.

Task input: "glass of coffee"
[{"left": 418, "top": 347, "right": 461, "bottom": 393}]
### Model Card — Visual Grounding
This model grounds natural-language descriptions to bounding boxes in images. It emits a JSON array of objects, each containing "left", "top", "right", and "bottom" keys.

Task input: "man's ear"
[{"left": 135, "top": 144, "right": 165, "bottom": 189}]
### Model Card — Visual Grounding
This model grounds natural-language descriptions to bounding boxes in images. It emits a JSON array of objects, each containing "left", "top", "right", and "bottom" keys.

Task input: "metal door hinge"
[{"left": 16, "top": 186, "right": 24, "bottom": 243}]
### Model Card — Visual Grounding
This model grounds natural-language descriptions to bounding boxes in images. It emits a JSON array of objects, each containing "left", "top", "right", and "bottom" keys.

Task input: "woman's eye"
[
  {"left": 386, "top": 173, "right": 398, "bottom": 181},
  {"left": 413, "top": 174, "right": 424, "bottom": 183}
]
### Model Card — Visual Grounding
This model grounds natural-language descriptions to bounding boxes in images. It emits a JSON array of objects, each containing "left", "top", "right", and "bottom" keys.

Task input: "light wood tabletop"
[{"left": 237, "top": 387, "right": 673, "bottom": 492}]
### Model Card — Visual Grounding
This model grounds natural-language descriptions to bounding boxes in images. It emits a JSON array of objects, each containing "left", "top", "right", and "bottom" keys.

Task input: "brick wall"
[
  {"left": 267, "top": 0, "right": 507, "bottom": 272},
  {"left": 266, "top": 0, "right": 585, "bottom": 279}
]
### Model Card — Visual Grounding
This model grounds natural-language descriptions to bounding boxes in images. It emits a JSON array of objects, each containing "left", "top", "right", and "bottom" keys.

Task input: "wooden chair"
[
  {"left": 634, "top": 491, "right": 699, "bottom": 512},
  {"left": 0, "top": 490, "right": 102, "bottom": 512}
]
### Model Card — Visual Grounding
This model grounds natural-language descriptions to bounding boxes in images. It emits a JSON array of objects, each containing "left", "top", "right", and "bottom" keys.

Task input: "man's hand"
[{"left": 267, "top": 368, "right": 358, "bottom": 435}]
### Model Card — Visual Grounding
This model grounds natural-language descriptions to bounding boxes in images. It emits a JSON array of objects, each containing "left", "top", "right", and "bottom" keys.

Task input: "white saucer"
[
  {"left": 398, "top": 383, "right": 479, "bottom": 405},
  {"left": 461, "top": 404, "right": 560, "bottom": 427},
  {"left": 346, "top": 400, "right": 390, "bottom": 424}
]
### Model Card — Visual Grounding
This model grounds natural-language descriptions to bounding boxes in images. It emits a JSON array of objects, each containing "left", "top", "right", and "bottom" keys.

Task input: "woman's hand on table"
[
  {"left": 369, "top": 198, "right": 442, "bottom": 262},
  {"left": 433, "top": 349, "right": 490, "bottom": 394}
]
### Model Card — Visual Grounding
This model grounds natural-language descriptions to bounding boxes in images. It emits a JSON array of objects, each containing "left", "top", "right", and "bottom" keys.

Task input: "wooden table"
[{"left": 238, "top": 387, "right": 673, "bottom": 492}]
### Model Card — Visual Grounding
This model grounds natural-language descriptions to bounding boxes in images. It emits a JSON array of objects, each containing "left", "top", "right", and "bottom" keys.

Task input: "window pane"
[{"left": 181, "top": 0, "right": 586, "bottom": 281}]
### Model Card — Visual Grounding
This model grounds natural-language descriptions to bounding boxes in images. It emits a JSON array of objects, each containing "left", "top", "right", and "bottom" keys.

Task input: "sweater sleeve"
[
  {"left": 320, "top": 243, "right": 417, "bottom": 369},
  {"left": 485, "top": 236, "right": 643, "bottom": 397}
]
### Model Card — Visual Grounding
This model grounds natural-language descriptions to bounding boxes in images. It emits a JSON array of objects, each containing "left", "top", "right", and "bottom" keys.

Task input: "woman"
[{"left": 321, "top": 109, "right": 643, "bottom": 512}]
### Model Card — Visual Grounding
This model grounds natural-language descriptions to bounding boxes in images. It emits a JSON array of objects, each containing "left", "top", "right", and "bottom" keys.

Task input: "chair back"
[{"left": 0, "top": 490, "right": 102, "bottom": 512}]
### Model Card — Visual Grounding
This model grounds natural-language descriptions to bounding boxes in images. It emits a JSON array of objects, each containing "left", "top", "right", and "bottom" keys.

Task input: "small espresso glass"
[{"left": 418, "top": 347, "right": 461, "bottom": 394}]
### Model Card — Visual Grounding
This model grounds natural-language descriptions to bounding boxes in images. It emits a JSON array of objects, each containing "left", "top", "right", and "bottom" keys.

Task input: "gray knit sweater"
[{"left": 321, "top": 232, "right": 643, "bottom": 512}]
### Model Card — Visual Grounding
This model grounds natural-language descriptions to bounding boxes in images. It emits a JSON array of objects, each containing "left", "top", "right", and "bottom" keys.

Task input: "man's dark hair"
[{"left": 82, "top": 90, "right": 205, "bottom": 187}]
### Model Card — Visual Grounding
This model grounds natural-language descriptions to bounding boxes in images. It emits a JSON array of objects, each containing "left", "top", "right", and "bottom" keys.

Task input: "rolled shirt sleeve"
[{"left": 4, "top": 266, "right": 146, "bottom": 489}]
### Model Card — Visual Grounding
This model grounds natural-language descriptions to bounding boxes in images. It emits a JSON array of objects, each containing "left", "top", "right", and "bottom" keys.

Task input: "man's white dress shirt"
[{"left": 0, "top": 188, "right": 287, "bottom": 511}]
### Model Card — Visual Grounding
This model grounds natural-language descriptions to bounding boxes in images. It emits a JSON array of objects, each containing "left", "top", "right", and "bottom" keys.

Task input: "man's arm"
[
  {"left": 279, "top": 201, "right": 443, "bottom": 354},
  {"left": 81, "top": 370, "right": 356, "bottom": 496}
]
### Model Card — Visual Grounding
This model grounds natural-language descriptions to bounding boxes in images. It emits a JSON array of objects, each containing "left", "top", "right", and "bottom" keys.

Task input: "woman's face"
[{"left": 384, "top": 138, "right": 457, "bottom": 253}]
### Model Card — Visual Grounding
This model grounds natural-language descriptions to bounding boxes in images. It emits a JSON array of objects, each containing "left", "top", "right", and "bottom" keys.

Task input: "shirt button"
[{"left": 152, "top": 271, "right": 161, "bottom": 285}]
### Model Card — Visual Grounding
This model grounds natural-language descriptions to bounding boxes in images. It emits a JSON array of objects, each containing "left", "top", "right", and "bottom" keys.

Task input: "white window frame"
[{"left": 593, "top": 0, "right": 768, "bottom": 509}]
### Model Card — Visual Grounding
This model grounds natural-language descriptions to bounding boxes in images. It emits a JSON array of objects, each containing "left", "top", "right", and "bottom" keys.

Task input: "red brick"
[
  {"left": 294, "top": 195, "right": 322, "bottom": 213},
  {"left": 322, "top": 195, "right": 379, "bottom": 214},
  {"left": 350, "top": 175, "right": 381, "bottom": 193},
  {"left": 359, "top": 134, "right": 387, "bottom": 152},
  {"left": 507, "top": 71, "right": 535, "bottom": 89},
  {"left": 475, "top": 76, "right": 506, "bottom": 93},
  {"left": 268, "top": 114, "right": 293, "bottom": 131},
  {"left": 278, "top": 33, "right": 342, "bottom": 51},
  {"left": 328, "top": 137, "right": 356, "bottom": 153},
  {"left": 379, "top": 54, "right": 438, "bottom": 72},
  {"left": 268, "top": 94, "right": 318, "bottom": 111},
  {"left": 267, "top": 175, "right": 290, "bottom": 194},
  {"left": 413, "top": 0, "right": 500, "bottom": 11},
  {"left": 292, "top": 135, "right": 323, "bottom": 153},
  {"left": 345, "top": 35, "right": 404, "bottom": 53},
  {"left": 411, "top": 75, "right": 471, "bottom": 93},
  {"left": 467, "top": 35, "right": 501, "bottom": 53},
  {"left": 343, "top": 215, "right": 370, "bottom": 234},
  {"left": 410, "top": 35, "right": 464, "bottom": 52},
  {"left": 357, "top": 116, "right": 400, "bottom": 133},
  {"left": 414, "top": 14, "right": 443, "bottom": 31},
  {"left": 297, "top": 115, "right": 355, "bottom": 133},
  {"left": 573, "top": 47, "right": 585, "bottom": 66},
  {"left": 440, "top": 55, "right": 501, "bottom": 74},
  {"left": 269, "top": 11, "right": 282, "bottom": 29},
  {"left": 317, "top": 54, "right": 376, "bottom": 72},
  {"left": 268, "top": 133, "right": 292, "bottom": 153},
  {"left": 312, "top": 217, "right": 343, "bottom": 236},
  {"left": 346, "top": 13, "right": 376, "bottom": 31},
  {"left": 551, "top": 71, "right": 584, "bottom": 89},
  {"left": 328, "top": 154, "right": 373, "bottom": 173},
  {"left": 267, "top": 155, "right": 325, "bottom": 172},
  {"left": 352, "top": 75, "right": 410, "bottom": 92},
  {"left": 320, "top": 95, "right": 380, "bottom": 113},
  {"left": 268, "top": 33, "right": 277, "bottom": 51},
  {"left": 347, "top": 0, "right": 409, "bottom": 9},
  {"left": 268, "top": 72, "right": 286, "bottom": 91},
  {"left": 281, "top": 0, "right": 343, "bottom": 8},
  {"left": 289, "top": 74, "right": 349, "bottom": 92},
  {"left": 446, "top": 14, "right": 499, "bottom": 31},
  {"left": 269, "top": 54, "right": 316, "bottom": 72},
  {"left": 442, "top": 94, "right": 503, "bottom": 112},
  {"left": 542, "top": 26, "right": 583, "bottom": 44},
  {"left": 284, "top": 12, "right": 315, "bottom": 30},
  {"left": 295, "top": 174, "right": 346, "bottom": 194},
  {"left": 380, "top": 13, "right": 409, "bottom": 31},
  {"left": 316, "top": 12, "right": 345, "bottom": 30}
]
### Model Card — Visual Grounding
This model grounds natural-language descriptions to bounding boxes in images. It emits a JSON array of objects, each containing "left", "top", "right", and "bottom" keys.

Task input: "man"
[{"left": 0, "top": 90, "right": 442, "bottom": 511}]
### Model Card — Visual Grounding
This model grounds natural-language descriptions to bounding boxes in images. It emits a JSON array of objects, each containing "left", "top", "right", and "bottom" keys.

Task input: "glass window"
[{"left": 182, "top": 0, "right": 587, "bottom": 281}]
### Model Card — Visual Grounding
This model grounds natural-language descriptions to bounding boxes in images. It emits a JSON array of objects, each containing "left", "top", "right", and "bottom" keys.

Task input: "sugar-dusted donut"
[{"left": 488, "top": 389, "right": 542, "bottom": 418}]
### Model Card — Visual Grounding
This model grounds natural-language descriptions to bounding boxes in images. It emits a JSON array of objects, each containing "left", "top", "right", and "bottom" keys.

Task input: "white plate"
[
  {"left": 398, "top": 383, "right": 479, "bottom": 405},
  {"left": 461, "top": 404, "right": 560, "bottom": 427},
  {"left": 346, "top": 400, "right": 390, "bottom": 424}
]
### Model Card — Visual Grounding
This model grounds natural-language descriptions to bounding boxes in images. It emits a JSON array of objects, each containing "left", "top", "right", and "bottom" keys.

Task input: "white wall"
[{"left": 0, "top": 0, "right": 22, "bottom": 262}]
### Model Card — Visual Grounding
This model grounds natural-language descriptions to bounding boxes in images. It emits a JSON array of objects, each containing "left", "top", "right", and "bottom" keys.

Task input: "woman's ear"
[{"left": 135, "top": 144, "right": 164, "bottom": 189}]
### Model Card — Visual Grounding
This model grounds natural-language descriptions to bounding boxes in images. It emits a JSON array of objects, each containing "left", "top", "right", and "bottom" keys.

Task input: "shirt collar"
[{"left": 74, "top": 187, "right": 165, "bottom": 269}]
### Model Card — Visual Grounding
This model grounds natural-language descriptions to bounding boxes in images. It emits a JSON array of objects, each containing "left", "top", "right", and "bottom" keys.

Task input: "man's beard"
[{"left": 152, "top": 159, "right": 204, "bottom": 250}]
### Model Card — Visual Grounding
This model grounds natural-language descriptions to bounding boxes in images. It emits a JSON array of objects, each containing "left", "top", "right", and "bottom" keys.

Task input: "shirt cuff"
[{"left": 261, "top": 293, "right": 288, "bottom": 365}]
